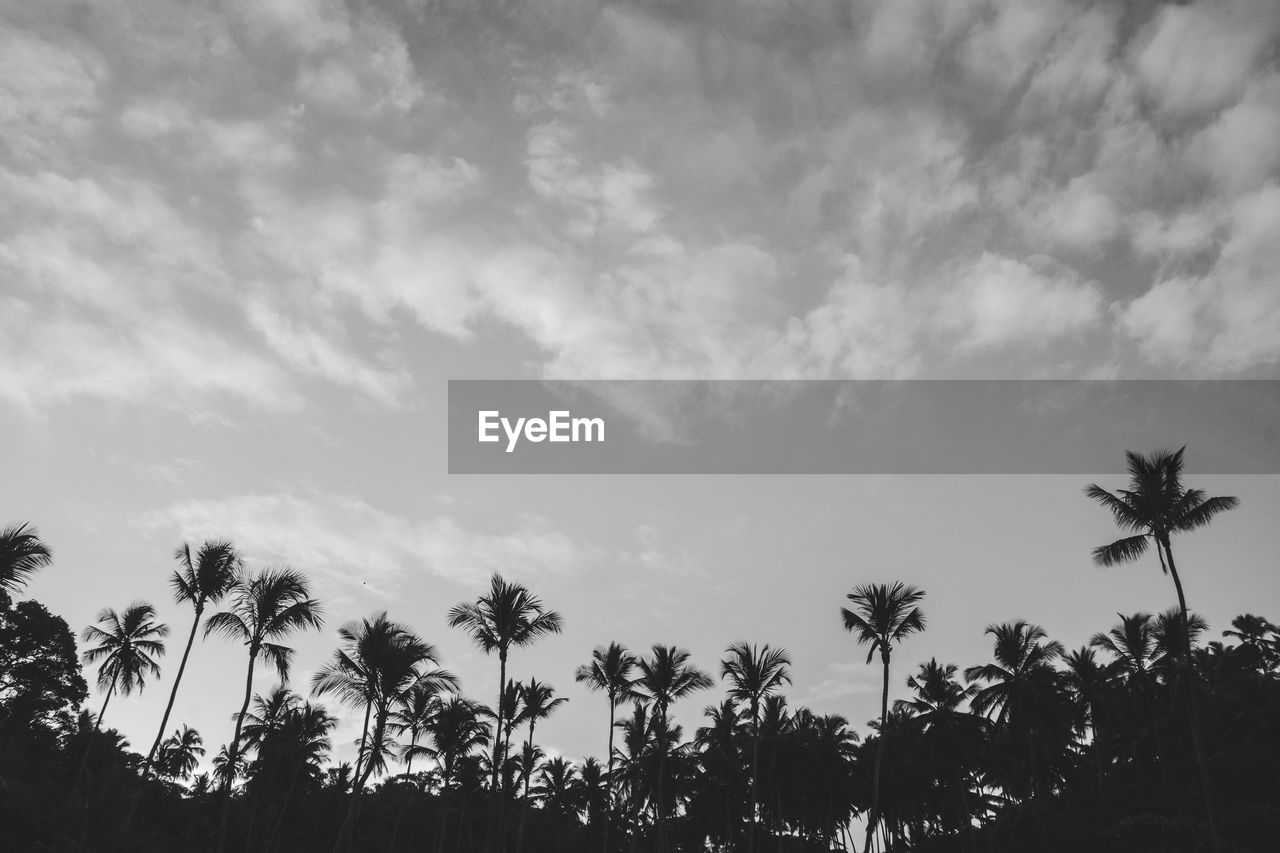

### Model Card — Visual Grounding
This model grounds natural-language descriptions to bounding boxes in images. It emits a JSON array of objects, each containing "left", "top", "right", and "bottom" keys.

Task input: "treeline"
[{"left": 1, "top": 449, "right": 1279, "bottom": 852}]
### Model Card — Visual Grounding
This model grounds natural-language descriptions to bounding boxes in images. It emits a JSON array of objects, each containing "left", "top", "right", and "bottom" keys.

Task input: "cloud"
[
  {"left": 130, "top": 492, "right": 602, "bottom": 595},
  {"left": 938, "top": 254, "right": 1103, "bottom": 352}
]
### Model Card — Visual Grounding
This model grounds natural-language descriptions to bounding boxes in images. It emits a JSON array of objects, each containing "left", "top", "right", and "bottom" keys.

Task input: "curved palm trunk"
[
  {"left": 1161, "top": 539, "right": 1223, "bottom": 853},
  {"left": 216, "top": 645, "right": 259, "bottom": 853},
  {"left": 863, "top": 650, "right": 890, "bottom": 853},
  {"left": 144, "top": 604, "right": 201, "bottom": 775}
]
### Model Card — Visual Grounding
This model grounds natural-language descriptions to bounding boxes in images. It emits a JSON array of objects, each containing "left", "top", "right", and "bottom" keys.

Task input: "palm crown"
[
  {"left": 81, "top": 601, "right": 169, "bottom": 695},
  {"left": 0, "top": 521, "right": 52, "bottom": 597}
]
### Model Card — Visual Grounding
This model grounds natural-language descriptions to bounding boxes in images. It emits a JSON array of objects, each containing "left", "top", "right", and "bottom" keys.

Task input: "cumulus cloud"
[{"left": 3, "top": 0, "right": 1278, "bottom": 421}]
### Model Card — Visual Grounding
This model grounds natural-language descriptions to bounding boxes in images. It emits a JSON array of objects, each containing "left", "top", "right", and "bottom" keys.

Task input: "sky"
[{"left": 2, "top": 0, "right": 1280, "bottom": 775}]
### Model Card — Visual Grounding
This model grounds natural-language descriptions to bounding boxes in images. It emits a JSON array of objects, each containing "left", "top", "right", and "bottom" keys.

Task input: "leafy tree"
[
  {"left": 841, "top": 581, "right": 926, "bottom": 853},
  {"left": 0, "top": 595, "right": 86, "bottom": 729}
]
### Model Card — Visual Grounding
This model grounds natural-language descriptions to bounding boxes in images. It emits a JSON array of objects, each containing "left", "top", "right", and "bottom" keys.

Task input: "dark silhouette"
[{"left": 0, "top": 451, "right": 1275, "bottom": 853}]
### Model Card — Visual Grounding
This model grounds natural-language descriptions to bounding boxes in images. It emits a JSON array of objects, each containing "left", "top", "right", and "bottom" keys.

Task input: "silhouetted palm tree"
[
  {"left": 575, "top": 642, "right": 640, "bottom": 853},
  {"left": 144, "top": 540, "right": 241, "bottom": 774},
  {"left": 0, "top": 521, "right": 52, "bottom": 597},
  {"left": 447, "top": 573, "right": 563, "bottom": 801},
  {"left": 312, "top": 611, "right": 452, "bottom": 852},
  {"left": 841, "top": 581, "right": 925, "bottom": 853},
  {"left": 156, "top": 724, "right": 205, "bottom": 780},
  {"left": 515, "top": 678, "right": 568, "bottom": 853},
  {"left": 80, "top": 601, "right": 169, "bottom": 734},
  {"left": 721, "top": 641, "right": 791, "bottom": 853},
  {"left": 391, "top": 678, "right": 452, "bottom": 780},
  {"left": 636, "top": 644, "right": 713, "bottom": 852},
  {"left": 1086, "top": 447, "right": 1236, "bottom": 853},
  {"left": 205, "top": 566, "right": 322, "bottom": 853},
  {"left": 1224, "top": 613, "right": 1279, "bottom": 670}
]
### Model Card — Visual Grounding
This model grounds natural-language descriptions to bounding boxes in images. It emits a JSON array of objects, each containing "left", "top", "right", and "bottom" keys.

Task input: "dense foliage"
[{"left": 1, "top": 453, "right": 1278, "bottom": 852}]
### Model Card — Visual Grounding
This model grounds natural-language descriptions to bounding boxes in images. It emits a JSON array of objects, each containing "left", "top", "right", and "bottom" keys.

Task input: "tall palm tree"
[
  {"left": 1086, "top": 447, "right": 1236, "bottom": 853},
  {"left": 0, "top": 521, "right": 52, "bottom": 598},
  {"left": 312, "top": 612, "right": 453, "bottom": 852},
  {"left": 515, "top": 678, "right": 569, "bottom": 853},
  {"left": 635, "top": 644, "right": 713, "bottom": 853},
  {"left": 144, "top": 540, "right": 242, "bottom": 773},
  {"left": 575, "top": 642, "right": 640, "bottom": 853},
  {"left": 840, "top": 582, "right": 925, "bottom": 853},
  {"left": 156, "top": 724, "right": 205, "bottom": 780},
  {"left": 1086, "top": 448, "right": 1237, "bottom": 655},
  {"left": 720, "top": 642, "right": 791, "bottom": 853},
  {"left": 205, "top": 566, "right": 322, "bottom": 853},
  {"left": 447, "top": 573, "right": 563, "bottom": 798},
  {"left": 80, "top": 602, "right": 170, "bottom": 734}
]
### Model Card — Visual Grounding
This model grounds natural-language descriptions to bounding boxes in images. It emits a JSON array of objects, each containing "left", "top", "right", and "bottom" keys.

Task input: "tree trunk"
[
  {"left": 336, "top": 704, "right": 381, "bottom": 853},
  {"left": 748, "top": 699, "right": 761, "bottom": 853},
  {"left": 144, "top": 604, "right": 202, "bottom": 775},
  {"left": 603, "top": 697, "right": 616, "bottom": 853},
  {"left": 863, "top": 650, "right": 890, "bottom": 853},
  {"left": 516, "top": 721, "right": 536, "bottom": 853},
  {"left": 263, "top": 757, "right": 305, "bottom": 853},
  {"left": 216, "top": 645, "right": 259, "bottom": 853},
  {"left": 1161, "top": 538, "right": 1223, "bottom": 853}
]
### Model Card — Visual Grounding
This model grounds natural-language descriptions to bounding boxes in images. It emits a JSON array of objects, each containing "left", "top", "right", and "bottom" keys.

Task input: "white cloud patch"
[{"left": 131, "top": 492, "right": 602, "bottom": 595}]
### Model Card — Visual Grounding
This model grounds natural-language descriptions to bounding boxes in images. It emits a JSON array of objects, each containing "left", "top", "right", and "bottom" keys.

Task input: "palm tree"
[
  {"left": 720, "top": 642, "right": 791, "bottom": 853},
  {"left": 575, "top": 642, "right": 640, "bottom": 853},
  {"left": 635, "top": 644, "right": 713, "bottom": 852},
  {"left": 1086, "top": 448, "right": 1237, "bottom": 655},
  {"left": 840, "top": 581, "right": 925, "bottom": 853},
  {"left": 1224, "top": 613, "right": 1279, "bottom": 669},
  {"left": 260, "top": 700, "right": 338, "bottom": 853},
  {"left": 0, "top": 521, "right": 52, "bottom": 598},
  {"left": 391, "top": 678, "right": 452, "bottom": 781},
  {"left": 312, "top": 612, "right": 453, "bottom": 852},
  {"left": 205, "top": 566, "right": 322, "bottom": 853},
  {"left": 156, "top": 724, "right": 205, "bottom": 780},
  {"left": 1086, "top": 447, "right": 1236, "bottom": 853},
  {"left": 514, "top": 678, "right": 568, "bottom": 853},
  {"left": 965, "top": 621, "right": 1069, "bottom": 802},
  {"left": 144, "top": 540, "right": 241, "bottom": 774},
  {"left": 447, "top": 573, "right": 563, "bottom": 799},
  {"left": 213, "top": 743, "right": 246, "bottom": 791},
  {"left": 80, "top": 602, "right": 170, "bottom": 735}
]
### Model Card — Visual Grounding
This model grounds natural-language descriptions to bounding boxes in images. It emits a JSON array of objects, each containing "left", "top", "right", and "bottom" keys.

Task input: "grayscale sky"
[{"left": 3, "top": 0, "right": 1279, "bottom": 774}]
